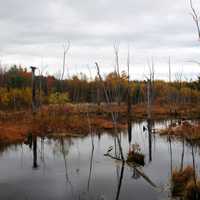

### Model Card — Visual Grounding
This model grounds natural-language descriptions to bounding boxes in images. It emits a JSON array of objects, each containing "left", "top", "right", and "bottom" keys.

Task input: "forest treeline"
[{"left": 0, "top": 65, "right": 200, "bottom": 110}]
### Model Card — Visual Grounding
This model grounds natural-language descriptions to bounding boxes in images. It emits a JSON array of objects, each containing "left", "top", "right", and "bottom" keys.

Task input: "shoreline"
[{"left": 0, "top": 103, "right": 200, "bottom": 144}]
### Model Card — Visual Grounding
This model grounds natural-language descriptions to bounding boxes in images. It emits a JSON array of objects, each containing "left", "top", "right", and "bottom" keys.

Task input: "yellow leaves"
[
  {"left": 0, "top": 87, "right": 32, "bottom": 108},
  {"left": 48, "top": 92, "right": 69, "bottom": 105},
  {"left": 1, "top": 93, "right": 10, "bottom": 106}
]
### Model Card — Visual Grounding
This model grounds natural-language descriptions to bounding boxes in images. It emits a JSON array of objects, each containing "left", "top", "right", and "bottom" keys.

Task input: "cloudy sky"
[{"left": 1, "top": 0, "right": 200, "bottom": 80}]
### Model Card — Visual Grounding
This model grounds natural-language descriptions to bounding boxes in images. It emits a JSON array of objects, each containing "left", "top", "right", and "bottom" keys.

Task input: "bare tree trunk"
[
  {"left": 190, "top": 0, "right": 200, "bottom": 40},
  {"left": 95, "top": 62, "right": 124, "bottom": 161},
  {"left": 61, "top": 41, "right": 70, "bottom": 92},
  {"left": 30, "top": 66, "right": 37, "bottom": 114},
  {"left": 147, "top": 79, "right": 151, "bottom": 120},
  {"left": 127, "top": 45, "right": 132, "bottom": 117},
  {"left": 127, "top": 46, "right": 132, "bottom": 150},
  {"left": 169, "top": 56, "right": 172, "bottom": 83},
  {"left": 113, "top": 43, "right": 121, "bottom": 106}
]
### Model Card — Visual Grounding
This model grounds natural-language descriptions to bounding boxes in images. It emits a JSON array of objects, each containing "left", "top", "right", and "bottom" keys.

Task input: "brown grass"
[
  {"left": 0, "top": 102, "right": 200, "bottom": 144},
  {"left": 0, "top": 122, "right": 30, "bottom": 144},
  {"left": 172, "top": 166, "right": 198, "bottom": 198},
  {"left": 126, "top": 152, "right": 145, "bottom": 166},
  {"left": 172, "top": 166, "right": 194, "bottom": 196},
  {"left": 160, "top": 121, "right": 200, "bottom": 141},
  {"left": 0, "top": 106, "right": 127, "bottom": 144},
  {"left": 185, "top": 180, "right": 200, "bottom": 199}
]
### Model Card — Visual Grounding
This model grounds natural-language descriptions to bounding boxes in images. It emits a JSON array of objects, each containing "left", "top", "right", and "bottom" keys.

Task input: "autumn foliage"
[{"left": 0, "top": 65, "right": 200, "bottom": 110}]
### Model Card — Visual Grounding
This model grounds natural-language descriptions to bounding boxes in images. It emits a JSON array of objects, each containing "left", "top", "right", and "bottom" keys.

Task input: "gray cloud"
[{"left": 0, "top": 0, "right": 200, "bottom": 79}]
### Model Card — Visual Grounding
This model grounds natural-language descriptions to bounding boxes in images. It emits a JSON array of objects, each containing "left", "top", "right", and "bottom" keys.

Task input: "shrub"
[
  {"left": 48, "top": 92, "right": 69, "bottom": 105},
  {"left": 172, "top": 166, "right": 194, "bottom": 197},
  {"left": 0, "top": 87, "right": 32, "bottom": 109}
]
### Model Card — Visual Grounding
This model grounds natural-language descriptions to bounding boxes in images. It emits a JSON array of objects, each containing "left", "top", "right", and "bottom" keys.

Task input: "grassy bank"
[{"left": 1, "top": 103, "right": 200, "bottom": 144}]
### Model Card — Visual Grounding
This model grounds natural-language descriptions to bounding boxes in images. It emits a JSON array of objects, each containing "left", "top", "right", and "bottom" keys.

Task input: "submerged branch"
[{"left": 104, "top": 152, "right": 157, "bottom": 188}]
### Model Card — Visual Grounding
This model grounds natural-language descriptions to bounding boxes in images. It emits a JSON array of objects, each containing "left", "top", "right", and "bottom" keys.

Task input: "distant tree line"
[{"left": 0, "top": 65, "right": 200, "bottom": 109}]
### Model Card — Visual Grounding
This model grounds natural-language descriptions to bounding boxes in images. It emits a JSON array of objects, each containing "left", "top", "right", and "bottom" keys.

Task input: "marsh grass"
[
  {"left": 172, "top": 166, "right": 200, "bottom": 199},
  {"left": 160, "top": 121, "right": 200, "bottom": 141},
  {"left": 126, "top": 144, "right": 145, "bottom": 166}
]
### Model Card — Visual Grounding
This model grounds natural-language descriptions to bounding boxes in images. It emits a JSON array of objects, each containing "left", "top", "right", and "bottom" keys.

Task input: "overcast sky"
[{"left": 1, "top": 0, "right": 200, "bottom": 80}]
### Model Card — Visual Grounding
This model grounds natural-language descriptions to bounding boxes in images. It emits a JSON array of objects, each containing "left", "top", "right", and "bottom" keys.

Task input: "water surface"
[{"left": 0, "top": 120, "right": 199, "bottom": 200}]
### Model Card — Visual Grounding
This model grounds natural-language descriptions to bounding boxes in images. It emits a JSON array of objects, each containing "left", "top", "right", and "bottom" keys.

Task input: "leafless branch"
[
  {"left": 61, "top": 40, "right": 70, "bottom": 80},
  {"left": 190, "top": 0, "right": 200, "bottom": 40},
  {"left": 113, "top": 42, "right": 120, "bottom": 75}
]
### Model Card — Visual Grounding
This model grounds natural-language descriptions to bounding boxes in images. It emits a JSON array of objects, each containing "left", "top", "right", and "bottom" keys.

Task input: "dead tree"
[
  {"left": 147, "top": 79, "right": 152, "bottom": 120},
  {"left": 169, "top": 56, "right": 172, "bottom": 83},
  {"left": 127, "top": 45, "right": 131, "bottom": 117},
  {"left": 60, "top": 40, "right": 70, "bottom": 92},
  {"left": 146, "top": 58, "right": 155, "bottom": 120},
  {"left": 168, "top": 57, "right": 173, "bottom": 114},
  {"left": 113, "top": 43, "right": 122, "bottom": 106},
  {"left": 30, "top": 66, "right": 37, "bottom": 114},
  {"left": 127, "top": 46, "right": 132, "bottom": 149},
  {"left": 61, "top": 41, "right": 70, "bottom": 81},
  {"left": 175, "top": 72, "right": 183, "bottom": 104},
  {"left": 95, "top": 62, "right": 124, "bottom": 161},
  {"left": 114, "top": 43, "right": 120, "bottom": 75},
  {"left": 38, "top": 64, "right": 48, "bottom": 109},
  {"left": 190, "top": 0, "right": 200, "bottom": 40}
]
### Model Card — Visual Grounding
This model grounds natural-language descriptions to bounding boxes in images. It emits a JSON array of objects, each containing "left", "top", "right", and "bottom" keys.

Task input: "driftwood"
[
  {"left": 104, "top": 153, "right": 123, "bottom": 161},
  {"left": 127, "top": 162, "right": 157, "bottom": 188},
  {"left": 104, "top": 153, "right": 157, "bottom": 188}
]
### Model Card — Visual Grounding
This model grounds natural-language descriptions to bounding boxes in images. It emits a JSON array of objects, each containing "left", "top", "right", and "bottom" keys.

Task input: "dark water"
[{"left": 0, "top": 120, "right": 199, "bottom": 200}]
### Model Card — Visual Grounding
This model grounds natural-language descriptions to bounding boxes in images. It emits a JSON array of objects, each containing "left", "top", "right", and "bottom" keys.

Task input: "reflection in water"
[
  {"left": 180, "top": 139, "right": 184, "bottom": 171},
  {"left": 40, "top": 137, "right": 45, "bottom": 163},
  {"left": 24, "top": 134, "right": 38, "bottom": 169},
  {"left": 132, "top": 168, "right": 140, "bottom": 179},
  {"left": 87, "top": 142, "right": 94, "bottom": 192},
  {"left": 0, "top": 120, "right": 200, "bottom": 199},
  {"left": 191, "top": 141, "right": 197, "bottom": 185},
  {"left": 147, "top": 119, "right": 153, "bottom": 163},
  {"left": 33, "top": 136, "right": 38, "bottom": 169},
  {"left": 60, "top": 137, "right": 70, "bottom": 182},
  {"left": 115, "top": 161, "right": 125, "bottom": 200},
  {"left": 168, "top": 136, "right": 173, "bottom": 176},
  {"left": 87, "top": 117, "right": 95, "bottom": 194},
  {"left": 128, "top": 119, "right": 132, "bottom": 152},
  {"left": 170, "top": 136, "right": 200, "bottom": 198}
]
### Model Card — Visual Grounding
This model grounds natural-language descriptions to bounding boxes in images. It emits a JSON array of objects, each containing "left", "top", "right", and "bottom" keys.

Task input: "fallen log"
[{"left": 104, "top": 152, "right": 157, "bottom": 188}]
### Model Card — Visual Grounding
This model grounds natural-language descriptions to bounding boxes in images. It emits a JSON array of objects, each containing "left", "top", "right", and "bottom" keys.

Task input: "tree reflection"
[
  {"left": 147, "top": 119, "right": 153, "bottom": 163},
  {"left": 32, "top": 136, "right": 38, "bottom": 169},
  {"left": 59, "top": 137, "right": 71, "bottom": 183},
  {"left": 128, "top": 119, "right": 132, "bottom": 152},
  {"left": 115, "top": 161, "right": 125, "bottom": 200}
]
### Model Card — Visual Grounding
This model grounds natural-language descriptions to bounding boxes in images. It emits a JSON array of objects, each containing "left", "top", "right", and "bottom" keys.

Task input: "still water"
[{"left": 0, "top": 120, "right": 199, "bottom": 200}]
